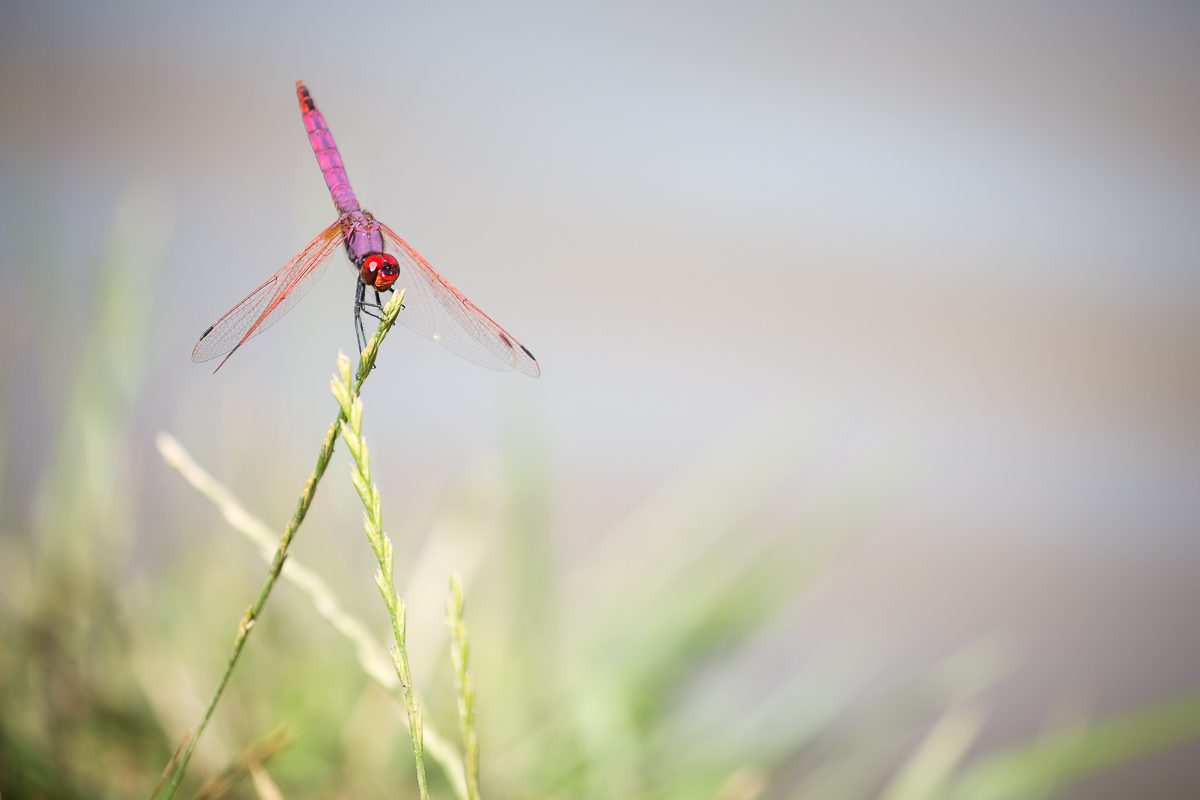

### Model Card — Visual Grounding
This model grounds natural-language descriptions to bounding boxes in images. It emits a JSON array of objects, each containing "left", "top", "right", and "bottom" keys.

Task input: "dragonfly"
[{"left": 192, "top": 81, "right": 540, "bottom": 377}]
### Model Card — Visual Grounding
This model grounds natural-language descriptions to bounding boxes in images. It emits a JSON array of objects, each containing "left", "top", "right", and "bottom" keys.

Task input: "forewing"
[
  {"left": 378, "top": 223, "right": 540, "bottom": 377},
  {"left": 192, "top": 220, "right": 346, "bottom": 370}
]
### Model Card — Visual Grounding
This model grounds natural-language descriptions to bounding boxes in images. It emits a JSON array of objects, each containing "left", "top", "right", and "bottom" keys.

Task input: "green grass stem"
[
  {"left": 447, "top": 571, "right": 482, "bottom": 800},
  {"left": 154, "top": 291, "right": 406, "bottom": 799},
  {"left": 155, "top": 430, "right": 469, "bottom": 799},
  {"left": 331, "top": 350, "right": 429, "bottom": 799}
]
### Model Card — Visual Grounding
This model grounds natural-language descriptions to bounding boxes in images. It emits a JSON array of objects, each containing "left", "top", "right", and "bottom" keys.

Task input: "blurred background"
[{"left": 1, "top": 0, "right": 1199, "bottom": 797}]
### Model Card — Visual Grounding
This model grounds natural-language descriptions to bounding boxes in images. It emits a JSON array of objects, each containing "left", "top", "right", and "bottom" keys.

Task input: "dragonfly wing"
[
  {"left": 378, "top": 222, "right": 540, "bottom": 377},
  {"left": 192, "top": 220, "right": 346, "bottom": 370}
]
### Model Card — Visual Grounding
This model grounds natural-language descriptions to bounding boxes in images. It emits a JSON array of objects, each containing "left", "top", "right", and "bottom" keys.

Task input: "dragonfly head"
[{"left": 360, "top": 253, "right": 400, "bottom": 291}]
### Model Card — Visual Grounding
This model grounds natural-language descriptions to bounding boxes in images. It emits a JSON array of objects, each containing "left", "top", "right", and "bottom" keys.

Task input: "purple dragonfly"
[{"left": 192, "top": 81, "right": 540, "bottom": 377}]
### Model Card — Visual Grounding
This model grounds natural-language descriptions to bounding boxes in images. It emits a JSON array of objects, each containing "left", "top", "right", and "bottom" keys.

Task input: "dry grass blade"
[
  {"left": 151, "top": 730, "right": 192, "bottom": 800},
  {"left": 193, "top": 726, "right": 296, "bottom": 800}
]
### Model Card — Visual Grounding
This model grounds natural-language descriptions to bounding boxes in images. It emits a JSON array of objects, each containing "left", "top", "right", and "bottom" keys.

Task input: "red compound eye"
[{"left": 360, "top": 253, "right": 400, "bottom": 290}]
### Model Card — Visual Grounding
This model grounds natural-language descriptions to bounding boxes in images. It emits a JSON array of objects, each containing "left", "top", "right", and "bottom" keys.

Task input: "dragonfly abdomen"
[{"left": 296, "top": 81, "right": 360, "bottom": 214}]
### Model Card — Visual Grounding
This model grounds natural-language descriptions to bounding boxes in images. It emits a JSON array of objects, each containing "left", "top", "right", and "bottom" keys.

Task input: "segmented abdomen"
[{"left": 297, "top": 82, "right": 359, "bottom": 214}]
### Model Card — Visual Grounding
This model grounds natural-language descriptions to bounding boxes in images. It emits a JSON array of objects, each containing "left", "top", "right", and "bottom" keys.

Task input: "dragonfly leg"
[
  {"left": 357, "top": 287, "right": 387, "bottom": 323},
  {"left": 360, "top": 294, "right": 384, "bottom": 322},
  {"left": 354, "top": 282, "right": 368, "bottom": 353}
]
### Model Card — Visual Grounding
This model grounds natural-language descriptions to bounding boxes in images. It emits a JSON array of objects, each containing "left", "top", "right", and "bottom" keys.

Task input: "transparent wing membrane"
[
  {"left": 191, "top": 217, "right": 540, "bottom": 377},
  {"left": 379, "top": 222, "right": 540, "bottom": 378},
  {"left": 192, "top": 220, "right": 345, "bottom": 371}
]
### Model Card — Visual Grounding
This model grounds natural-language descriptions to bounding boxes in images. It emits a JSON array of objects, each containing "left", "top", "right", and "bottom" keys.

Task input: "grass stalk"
[
  {"left": 154, "top": 291, "right": 406, "bottom": 799},
  {"left": 155, "top": 431, "right": 469, "bottom": 799},
  {"left": 447, "top": 571, "right": 482, "bottom": 800},
  {"left": 331, "top": 351, "right": 429, "bottom": 799}
]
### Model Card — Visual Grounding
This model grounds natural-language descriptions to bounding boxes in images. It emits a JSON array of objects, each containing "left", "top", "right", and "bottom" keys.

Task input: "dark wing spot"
[
  {"left": 520, "top": 344, "right": 535, "bottom": 359},
  {"left": 201, "top": 325, "right": 214, "bottom": 338},
  {"left": 499, "top": 333, "right": 513, "bottom": 349}
]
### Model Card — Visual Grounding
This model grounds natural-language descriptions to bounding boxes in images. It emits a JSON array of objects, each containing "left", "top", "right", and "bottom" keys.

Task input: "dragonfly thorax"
[{"left": 360, "top": 253, "right": 399, "bottom": 290}]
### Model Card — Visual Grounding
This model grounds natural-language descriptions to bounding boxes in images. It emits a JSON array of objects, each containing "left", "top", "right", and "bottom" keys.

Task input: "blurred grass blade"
[
  {"left": 193, "top": 725, "right": 295, "bottom": 800},
  {"left": 948, "top": 689, "right": 1200, "bottom": 799},
  {"left": 447, "top": 571, "right": 481, "bottom": 800},
  {"left": 881, "top": 700, "right": 989, "bottom": 800},
  {"left": 248, "top": 766, "right": 286, "bottom": 800},
  {"left": 155, "top": 431, "right": 467, "bottom": 800},
  {"left": 34, "top": 185, "right": 172, "bottom": 565},
  {"left": 155, "top": 432, "right": 395, "bottom": 687}
]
